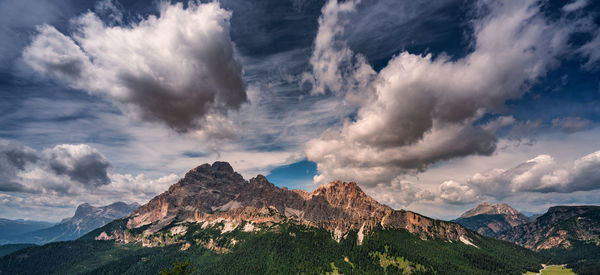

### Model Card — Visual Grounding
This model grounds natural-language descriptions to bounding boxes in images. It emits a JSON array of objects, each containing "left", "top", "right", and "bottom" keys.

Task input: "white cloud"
[
  {"left": 0, "top": 139, "right": 184, "bottom": 220},
  {"left": 443, "top": 150, "right": 600, "bottom": 201},
  {"left": 43, "top": 144, "right": 111, "bottom": 187},
  {"left": 439, "top": 180, "right": 479, "bottom": 205},
  {"left": 1, "top": 142, "right": 111, "bottom": 194},
  {"left": 365, "top": 177, "right": 434, "bottom": 208},
  {"left": 0, "top": 140, "right": 181, "bottom": 199},
  {"left": 302, "top": 0, "right": 375, "bottom": 98},
  {"left": 23, "top": 2, "right": 246, "bottom": 135},
  {"left": 306, "top": 0, "right": 588, "bottom": 187}
]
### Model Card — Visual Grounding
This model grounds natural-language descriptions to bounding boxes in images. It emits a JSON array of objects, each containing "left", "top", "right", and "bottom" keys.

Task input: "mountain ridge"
[
  {"left": 93, "top": 161, "right": 475, "bottom": 247},
  {"left": 499, "top": 205, "right": 600, "bottom": 251}
]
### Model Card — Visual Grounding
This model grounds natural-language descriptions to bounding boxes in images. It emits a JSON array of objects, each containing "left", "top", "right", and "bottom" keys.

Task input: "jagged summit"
[
  {"left": 97, "top": 162, "right": 473, "bottom": 246},
  {"left": 311, "top": 180, "right": 384, "bottom": 212}
]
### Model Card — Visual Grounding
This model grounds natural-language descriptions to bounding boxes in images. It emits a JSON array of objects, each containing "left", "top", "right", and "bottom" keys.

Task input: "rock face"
[
  {"left": 499, "top": 205, "right": 600, "bottom": 250},
  {"left": 9, "top": 202, "right": 139, "bottom": 244},
  {"left": 107, "top": 162, "right": 473, "bottom": 245},
  {"left": 453, "top": 202, "right": 528, "bottom": 237},
  {"left": 66, "top": 202, "right": 141, "bottom": 235}
]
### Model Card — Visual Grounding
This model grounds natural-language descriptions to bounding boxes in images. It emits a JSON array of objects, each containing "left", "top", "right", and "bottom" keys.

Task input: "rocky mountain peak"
[
  {"left": 185, "top": 161, "right": 236, "bottom": 177},
  {"left": 211, "top": 161, "right": 234, "bottom": 173},
  {"left": 454, "top": 202, "right": 528, "bottom": 237},
  {"left": 175, "top": 161, "right": 244, "bottom": 189},
  {"left": 460, "top": 202, "right": 524, "bottom": 218},
  {"left": 73, "top": 203, "right": 96, "bottom": 219},
  {"left": 249, "top": 174, "right": 275, "bottom": 187},
  {"left": 314, "top": 180, "right": 359, "bottom": 192},
  {"left": 311, "top": 180, "right": 381, "bottom": 210}
]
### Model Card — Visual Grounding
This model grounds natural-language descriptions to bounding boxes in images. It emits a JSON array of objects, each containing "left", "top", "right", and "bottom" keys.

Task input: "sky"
[{"left": 1, "top": 0, "right": 599, "bottom": 222}]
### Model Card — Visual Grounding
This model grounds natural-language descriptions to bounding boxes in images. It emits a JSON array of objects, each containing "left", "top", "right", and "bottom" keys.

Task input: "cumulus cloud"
[
  {"left": 0, "top": 142, "right": 111, "bottom": 194},
  {"left": 365, "top": 177, "right": 434, "bottom": 208},
  {"left": 552, "top": 116, "right": 593, "bottom": 133},
  {"left": 439, "top": 180, "right": 479, "bottom": 205},
  {"left": 0, "top": 171, "right": 179, "bottom": 221},
  {"left": 0, "top": 140, "right": 182, "bottom": 194},
  {"left": 442, "top": 150, "right": 600, "bottom": 201},
  {"left": 306, "top": 0, "right": 592, "bottom": 186},
  {"left": 44, "top": 144, "right": 111, "bottom": 187},
  {"left": 23, "top": 2, "right": 246, "bottom": 134}
]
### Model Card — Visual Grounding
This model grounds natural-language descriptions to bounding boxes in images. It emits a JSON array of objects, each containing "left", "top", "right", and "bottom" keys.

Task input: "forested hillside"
[{"left": 0, "top": 222, "right": 541, "bottom": 275}]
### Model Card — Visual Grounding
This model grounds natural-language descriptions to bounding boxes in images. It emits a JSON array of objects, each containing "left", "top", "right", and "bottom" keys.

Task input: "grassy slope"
[
  {"left": 0, "top": 222, "right": 542, "bottom": 275},
  {"left": 541, "top": 265, "right": 577, "bottom": 275},
  {"left": 526, "top": 265, "right": 577, "bottom": 275}
]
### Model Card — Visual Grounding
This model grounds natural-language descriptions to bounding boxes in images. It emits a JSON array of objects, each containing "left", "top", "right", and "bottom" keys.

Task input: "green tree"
[{"left": 160, "top": 260, "right": 193, "bottom": 275}]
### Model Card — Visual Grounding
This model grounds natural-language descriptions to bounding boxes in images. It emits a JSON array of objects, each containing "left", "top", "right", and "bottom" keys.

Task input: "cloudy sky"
[{"left": 1, "top": 0, "right": 599, "bottom": 222}]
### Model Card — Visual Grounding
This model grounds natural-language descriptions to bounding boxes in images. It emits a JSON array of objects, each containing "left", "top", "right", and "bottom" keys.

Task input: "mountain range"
[
  {"left": 0, "top": 162, "right": 598, "bottom": 274},
  {"left": 0, "top": 201, "right": 138, "bottom": 245},
  {"left": 498, "top": 205, "right": 600, "bottom": 251},
  {"left": 112, "top": 161, "right": 471, "bottom": 245},
  {"left": 454, "top": 202, "right": 600, "bottom": 274}
]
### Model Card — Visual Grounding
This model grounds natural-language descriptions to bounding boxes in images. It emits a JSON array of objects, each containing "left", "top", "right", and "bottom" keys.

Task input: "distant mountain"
[
  {"left": 498, "top": 205, "right": 600, "bottom": 275},
  {"left": 5, "top": 202, "right": 139, "bottom": 245},
  {"left": 0, "top": 219, "right": 53, "bottom": 244},
  {"left": 453, "top": 202, "right": 528, "bottom": 237},
  {"left": 499, "top": 205, "right": 600, "bottom": 251},
  {"left": 0, "top": 162, "right": 542, "bottom": 274}
]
